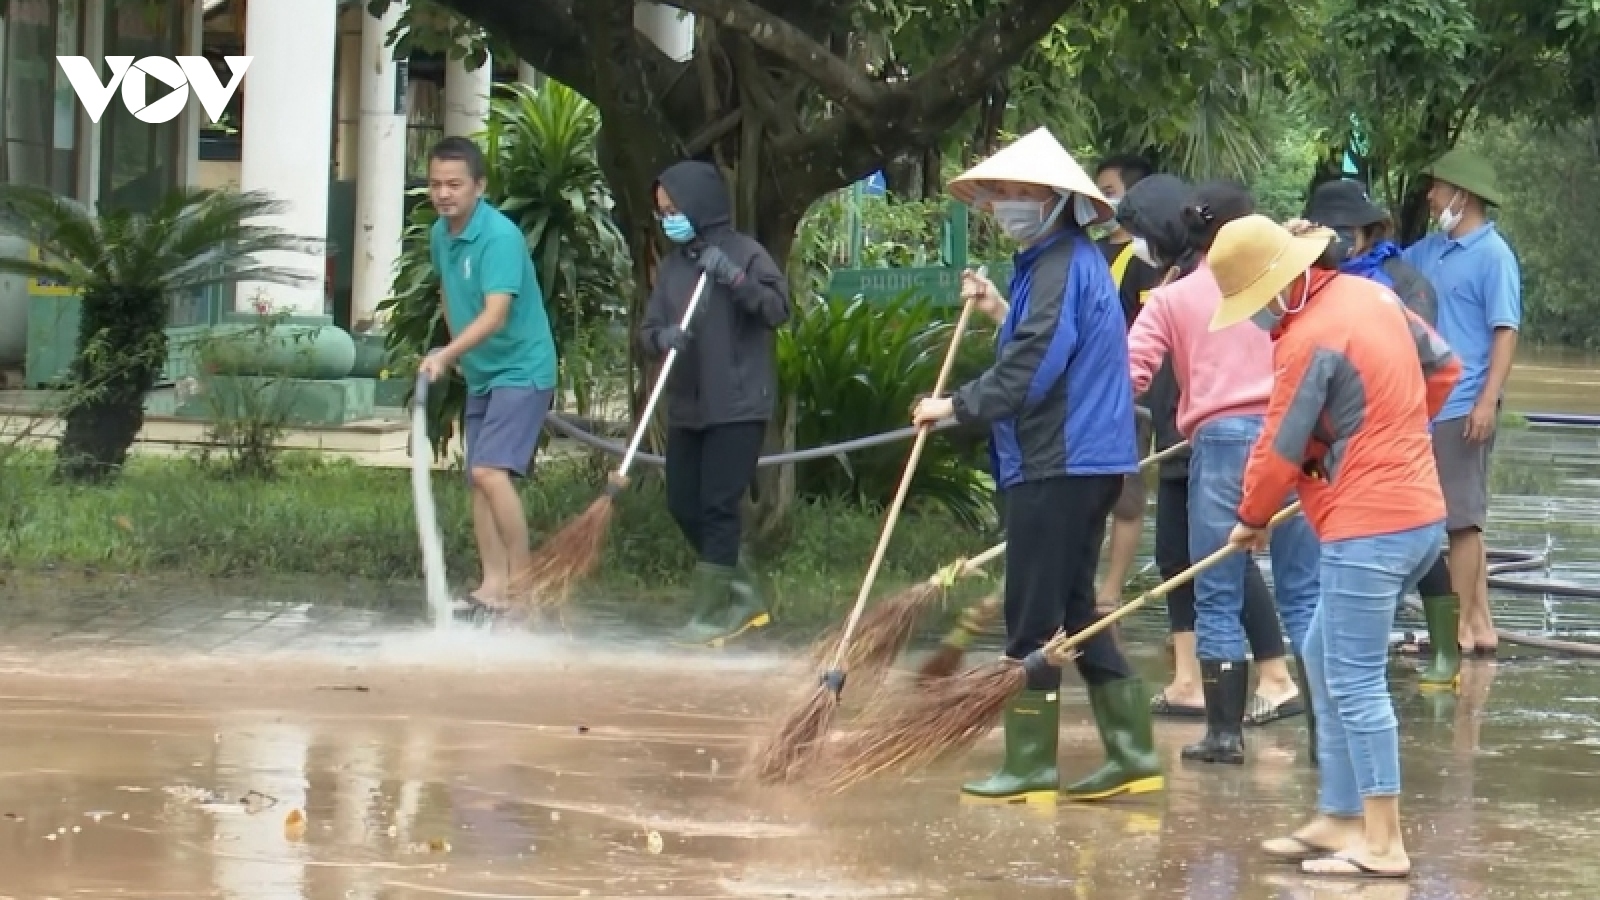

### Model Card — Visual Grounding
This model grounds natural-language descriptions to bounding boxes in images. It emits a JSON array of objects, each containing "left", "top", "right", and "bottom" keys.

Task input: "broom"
[
  {"left": 819, "top": 500, "right": 1305, "bottom": 792},
  {"left": 808, "top": 541, "right": 1008, "bottom": 677},
  {"left": 512, "top": 272, "right": 711, "bottom": 609},
  {"left": 849, "top": 438, "right": 1195, "bottom": 681},
  {"left": 748, "top": 286, "right": 981, "bottom": 786}
]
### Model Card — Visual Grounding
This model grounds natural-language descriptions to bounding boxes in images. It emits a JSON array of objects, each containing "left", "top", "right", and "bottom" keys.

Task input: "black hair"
[
  {"left": 1096, "top": 153, "right": 1156, "bottom": 188},
  {"left": 428, "top": 136, "right": 487, "bottom": 181},
  {"left": 1182, "top": 179, "right": 1255, "bottom": 254}
]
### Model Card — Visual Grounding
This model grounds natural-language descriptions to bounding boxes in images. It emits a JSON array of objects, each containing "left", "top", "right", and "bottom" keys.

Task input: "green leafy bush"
[{"left": 778, "top": 291, "right": 997, "bottom": 529}]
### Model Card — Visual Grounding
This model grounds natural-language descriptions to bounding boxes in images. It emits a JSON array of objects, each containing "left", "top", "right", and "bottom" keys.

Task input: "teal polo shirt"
[{"left": 429, "top": 199, "right": 558, "bottom": 394}]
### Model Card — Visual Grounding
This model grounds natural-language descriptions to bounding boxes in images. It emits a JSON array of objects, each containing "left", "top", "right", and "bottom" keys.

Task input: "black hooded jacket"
[
  {"left": 638, "top": 161, "right": 790, "bottom": 428},
  {"left": 1115, "top": 174, "right": 1200, "bottom": 479}
]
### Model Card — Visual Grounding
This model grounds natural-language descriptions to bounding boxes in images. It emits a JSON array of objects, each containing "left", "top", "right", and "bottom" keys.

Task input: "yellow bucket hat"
[
  {"left": 947, "top": 127, "right": 1114, "bottom": 226},
  {"left": 1207, "top": 215, "right": 1335, "bottom": 331}
]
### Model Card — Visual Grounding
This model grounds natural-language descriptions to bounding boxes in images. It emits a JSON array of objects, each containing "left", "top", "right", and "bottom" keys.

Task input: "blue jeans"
[
  {"left": 1188, "top": 415, "right": 1322, "bottom": 660},
  {"left": 1306, "top": 521, "right": 1444, "bottom": 815}
]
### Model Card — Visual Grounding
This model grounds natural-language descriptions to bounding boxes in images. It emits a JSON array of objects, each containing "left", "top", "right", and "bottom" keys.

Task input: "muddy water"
[{"left": 0, "top": 634, "right": 1592, "bottom": 899}]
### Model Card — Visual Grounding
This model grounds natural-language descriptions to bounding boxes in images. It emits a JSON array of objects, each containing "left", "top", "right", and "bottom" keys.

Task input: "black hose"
[
  {"left": 543, "top": 411, "right": 966, "bottom": 468},
  {"left": 1399, "top": 548, "right": 1600, "bottom": 659}
]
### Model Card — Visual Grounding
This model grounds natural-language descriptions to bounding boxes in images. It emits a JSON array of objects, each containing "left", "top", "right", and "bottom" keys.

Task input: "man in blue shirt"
[
  {"left": 1402, "top": 147, "right": 1521, "bottom": 667},
  {"left": 420, "top": 137, "right": 559, "bottom": 618}
]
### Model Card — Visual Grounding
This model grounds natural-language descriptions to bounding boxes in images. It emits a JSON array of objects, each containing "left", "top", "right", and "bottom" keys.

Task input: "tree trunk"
[{"left": 55, "top": 288, "right": 169, "bottom": 483}]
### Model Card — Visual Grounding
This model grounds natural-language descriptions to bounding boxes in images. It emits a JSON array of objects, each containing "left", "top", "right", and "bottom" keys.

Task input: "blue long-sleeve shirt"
[{"left": 952, "top": 228, "right": 1139, "bottom": 489}]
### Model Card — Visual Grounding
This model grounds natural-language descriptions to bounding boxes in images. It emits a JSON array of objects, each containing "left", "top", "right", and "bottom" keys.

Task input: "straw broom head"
[
  {"left": 916, "top": 592, "right": 1003, "bottom": 680},
  {"left": 805, "top": 581, "right": 944, "bottom": 675},
  {"left": 511, "top": 495, "right": 615, "bottom": 609},
  {"left": 820, "top": 657, "right": 1026, "bottom": 793},
  {"left": 747, "top": 677, "right": 842, "bottom": 785}
]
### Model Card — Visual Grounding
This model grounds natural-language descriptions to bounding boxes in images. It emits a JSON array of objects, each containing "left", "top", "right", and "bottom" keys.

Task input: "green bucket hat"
[{"left": 1420, "top": 147, "right": 1504, "bottom": 208}]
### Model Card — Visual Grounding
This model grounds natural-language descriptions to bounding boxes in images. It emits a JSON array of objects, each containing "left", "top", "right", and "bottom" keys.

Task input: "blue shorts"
[{"left": 463, "top": 386, "right": 554, "bottom": 485}]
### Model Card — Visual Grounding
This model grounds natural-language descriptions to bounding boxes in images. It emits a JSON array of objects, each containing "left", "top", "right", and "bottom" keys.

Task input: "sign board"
[
  {"left": 827, "top": 262, "right": 1013, "bottom": 308},
  {"left": 862, "top": 170, "right": 887, "bottom": 197}
]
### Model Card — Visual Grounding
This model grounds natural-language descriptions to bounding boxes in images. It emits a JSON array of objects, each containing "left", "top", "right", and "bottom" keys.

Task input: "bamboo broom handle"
[
  {"left": 825, "top": 285, "right": 981, "bottom": 672},
  {"left": 612, "top": 272, "right": 710, "bottom": 485},
  {"left": 1043, "top": 501, "right": 1306, "bottom": 665}
]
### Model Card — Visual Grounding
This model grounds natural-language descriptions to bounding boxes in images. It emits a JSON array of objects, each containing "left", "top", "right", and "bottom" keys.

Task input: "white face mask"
[
  {"left": 992, "top": 194, "right": 1067, "bottom": 243},
  {"left": 1436, "top": 189, "right": 1464, "bottom": 233},
  {"left": 1130, "top": 236, "right": 1158, "bottom": 267},
  {"left": 1073, "top": 193, "right": 1102, "bottom": 227}
]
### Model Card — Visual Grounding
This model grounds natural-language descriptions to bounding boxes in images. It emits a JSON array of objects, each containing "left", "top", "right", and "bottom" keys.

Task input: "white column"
[
  {"left": 352, "top": 1, "right": 408, "bottom": 330},
  {"left": 77, "top": 0, "right": 106, "bottom": 208},
  {"left": 634, "top": 2, "right": 694, "bottom": 62},
  {"left": 443, "top": 47, "right": 491, "bottom": 138},
  {"left": 237, "top": 0, "right": 337, "bottom": 316},
  {"left": 517, "top": 60, "right": 541, "bottom": 87},
  {"left": 177, "top": 0, "right": 204, "bottom": 188}
]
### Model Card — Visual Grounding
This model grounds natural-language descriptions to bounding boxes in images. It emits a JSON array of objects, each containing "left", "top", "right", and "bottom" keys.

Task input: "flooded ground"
[{"left": 4, "top": 359, "right": 1600, "bottom": 898}]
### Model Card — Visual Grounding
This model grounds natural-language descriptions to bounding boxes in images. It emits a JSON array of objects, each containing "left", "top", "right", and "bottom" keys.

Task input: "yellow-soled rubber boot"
[
  {"left": 960, "top": 689, "right": 1060, "bottom": 804},
  {"left": 1064, "top": 676, "right": 1165, "bottom": 802},
  {"left": 1418, "top": 594, "right": 1462, "bottom": 691}
]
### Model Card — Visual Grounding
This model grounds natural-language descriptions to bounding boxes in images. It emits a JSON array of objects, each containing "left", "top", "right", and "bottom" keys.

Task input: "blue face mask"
[
  {"left": 1250, "top": 304, "right": 1283, "bottom": 332},
  {"left": 661, "top": 213, "right": 695, "bottom": 244}
]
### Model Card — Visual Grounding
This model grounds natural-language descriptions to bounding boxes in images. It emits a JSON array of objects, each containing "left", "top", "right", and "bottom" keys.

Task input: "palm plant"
[{"left": 0, "top": 186, "right": 319, "bottom": 482}]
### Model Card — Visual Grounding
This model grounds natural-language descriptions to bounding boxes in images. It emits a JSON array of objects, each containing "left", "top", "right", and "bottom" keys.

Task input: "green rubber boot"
[
  {"left": 1064, "top": 676, "right": 1166, "bottom": 802},
  {"left": 1418, "top": 594, "right": 1462, "bottom": 691},
  {"left": 1292, "top": 654, "right": 1318, "bottom": 768},
  {"left": 703, "top": 555, "right": 772, "bottom": 646},
  {"left": 960, "top": 689, "right": 1060, "bottom": 804},
  {"left": 674, "top": 562, "right": 735, "bottom": 644}
]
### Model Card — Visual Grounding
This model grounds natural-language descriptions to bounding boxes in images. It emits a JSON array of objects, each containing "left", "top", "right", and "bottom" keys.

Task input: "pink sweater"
[{"left": 1127, "top": 261, "right": 1272, "bottom": 438}]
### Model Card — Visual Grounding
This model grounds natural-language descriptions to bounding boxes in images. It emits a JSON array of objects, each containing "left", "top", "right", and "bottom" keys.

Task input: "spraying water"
[{"left": 411, "top": 374, "right": 453, "bottom": 628}]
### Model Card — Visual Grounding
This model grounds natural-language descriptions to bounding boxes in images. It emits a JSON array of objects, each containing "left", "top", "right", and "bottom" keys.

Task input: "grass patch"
[{"left": 0, "top": 450, "right": 1002, "bottom": 632}]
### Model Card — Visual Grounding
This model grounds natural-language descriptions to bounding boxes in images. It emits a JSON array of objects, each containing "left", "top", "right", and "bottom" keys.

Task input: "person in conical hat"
[
  {"left": 1207, "top": 214, "right": 1460, "bottom": 878},
  {"left": 913, "top": 127, "right": 1160, "bottom": 805}
]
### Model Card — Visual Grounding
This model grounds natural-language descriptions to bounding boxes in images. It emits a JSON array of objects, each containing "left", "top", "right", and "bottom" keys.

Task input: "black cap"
[{"left": 1303, "top": 179, "right": 1387, "bottom": 229}]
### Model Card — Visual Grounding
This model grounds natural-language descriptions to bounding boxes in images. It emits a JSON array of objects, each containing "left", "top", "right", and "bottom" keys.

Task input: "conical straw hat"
[{"left": 948, "top": 127, "right": 1113, "bottom": 225}]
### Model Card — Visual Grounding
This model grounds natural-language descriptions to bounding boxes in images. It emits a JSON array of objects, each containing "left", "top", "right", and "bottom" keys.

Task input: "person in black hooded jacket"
[
  {"left": 1116, "top": 177, "right": 1307, "bottom": 736},
  {"left": 638, "top": 160, "right": 791, "bottom": 645}
]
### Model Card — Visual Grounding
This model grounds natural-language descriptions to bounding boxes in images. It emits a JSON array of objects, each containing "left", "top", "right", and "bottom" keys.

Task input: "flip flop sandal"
[
  {"left": 1244, "top": 692, "right": 1305, "bottom": 726},
  {"left": 1149, "top": 692, "right": 1205, "bottom": 718},
  {"left": 1260, "top": 835, "right": 1338, "bottom": 862},
  {"left": 1300, "top": 854, "right": 1410, "bottom": 879}
]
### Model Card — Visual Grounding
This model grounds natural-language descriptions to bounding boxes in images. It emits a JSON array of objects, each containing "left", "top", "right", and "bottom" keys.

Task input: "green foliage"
[
  {"left": 379, "top": 80, "right": 631, "bottom": 456},
  {"left": 1467, "top": 120, "right": 1600, "bottom": 349},
  {"left": 0, "top": 186, "right": 317, "bottom": 482},
  {"left": 778, "top": 292, "right": 997, "bottom": 529},
  {"left": 0, "top": 451, "right": 987, "bottom": 631}
]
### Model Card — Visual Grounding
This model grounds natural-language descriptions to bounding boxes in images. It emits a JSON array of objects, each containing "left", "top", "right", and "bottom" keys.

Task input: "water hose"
[
  {"left": 1398, "top": 547, "right": 1600, "bottom": 659},
  {"left": 411, "top": 373, "right": 452, "bottom": 627}
]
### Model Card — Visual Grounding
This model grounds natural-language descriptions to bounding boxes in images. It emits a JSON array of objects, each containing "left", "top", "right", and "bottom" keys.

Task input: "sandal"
[
  {"left": 1261, "top": 835, "right": 1339, "bottom": 862},
  {"left": 1244, "top": 691, "right": 1305, "bottom": 726},
  {"left": 1301, "top": 854, "right": 1410, "bottom": 879},
  {"left": 1149, "top": 691, "right": 1205, "bottom": 718}
]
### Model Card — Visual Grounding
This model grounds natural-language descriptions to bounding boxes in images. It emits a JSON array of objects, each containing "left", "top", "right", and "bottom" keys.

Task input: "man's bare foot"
[{"left": 1261, "top": 815, "right": 1363, "bottom": 860}]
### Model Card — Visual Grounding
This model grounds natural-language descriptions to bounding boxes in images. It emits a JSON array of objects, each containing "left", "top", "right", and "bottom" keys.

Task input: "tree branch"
[
  {"left": 777, "top": 0, "right": 1082, "bottom": 200},
  {"left": 660, "top": 0, "right": 882, "bottom": 119},
  {"left": 415, "top": 0, "right": 595, "bottom": 96}
]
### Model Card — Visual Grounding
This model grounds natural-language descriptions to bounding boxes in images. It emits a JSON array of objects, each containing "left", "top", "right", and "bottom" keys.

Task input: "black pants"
[
  {"left": 664, "top": 422, "right": 765, "bottom": 567},
  {"left": 1417, "top": 554, "right": 1453, "bottom": 597},
  {"left": 1154, "top": 476, "right": 1287, "bottom": 662},
  {"left": 1005, "top": 475, "right": 1133, "bottom": 690}
]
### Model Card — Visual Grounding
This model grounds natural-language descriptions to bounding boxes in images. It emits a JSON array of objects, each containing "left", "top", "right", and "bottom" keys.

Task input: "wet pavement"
[
  {"left": 3, "top": 423, "right": 1600, "bottom": 898},
  {"left": 0, "top": 592, "right": 1593, "bottom": 900}
]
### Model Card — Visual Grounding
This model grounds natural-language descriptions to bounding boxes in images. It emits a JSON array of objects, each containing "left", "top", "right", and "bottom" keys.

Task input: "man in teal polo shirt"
[
  {"left": 420, "top": 136, "right": 559, "bottom": 618},
  {"left": 1402, "top": 146, "right": 1522, "bottom": 670}
]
